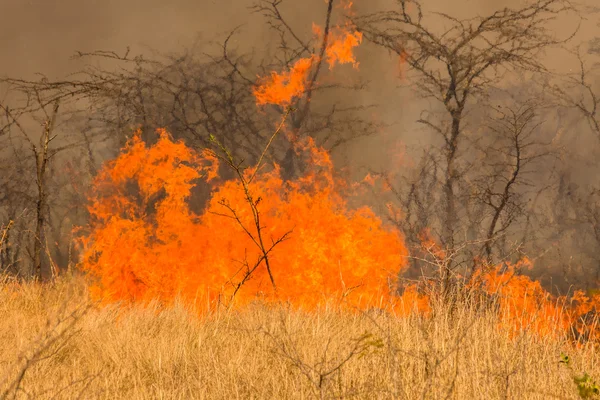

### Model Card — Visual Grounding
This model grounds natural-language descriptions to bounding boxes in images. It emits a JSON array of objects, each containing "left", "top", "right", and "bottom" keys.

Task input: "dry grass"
[{"left": 0, "top": 273, "right": 598, "bottom": 399}]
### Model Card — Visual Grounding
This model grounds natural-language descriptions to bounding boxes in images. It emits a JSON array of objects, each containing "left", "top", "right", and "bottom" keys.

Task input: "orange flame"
[
  {"left": 253, "top": 57, "right": 316, "bottom": 106},
  {"left": 253, "top": 1, "right": 362, "bottom": 106},
  {"left": 321, "top": 24, "right": 363, "bottom": 70},
  {"left": 338, "top": 0, "right": 354, "bottom": 11},
  {"left": 472, "top": 261, "right": 569, "bottom": 339},
  {"left": 78, "top": 129, "right": 407, "bottom": 312},
  {"left": 394, "top": 251, "right": 600, "bottom": 343},
  {"left": 362, "top": 173, "right": 375, "bottom": 187},
  {"left": 396, "top": 284, "right": 431, "bottom": 316}
]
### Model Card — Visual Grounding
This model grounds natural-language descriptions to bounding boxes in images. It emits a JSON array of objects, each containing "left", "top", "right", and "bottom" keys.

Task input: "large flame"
[
  {"left": 75, "top": 0, "right": 600, "bottom": 345},
  {"left": 78, "top": 1, "right": 402, "bottom": 311},
  {"left": 78, "top": 129, "right": 407, "bottom": 311}
]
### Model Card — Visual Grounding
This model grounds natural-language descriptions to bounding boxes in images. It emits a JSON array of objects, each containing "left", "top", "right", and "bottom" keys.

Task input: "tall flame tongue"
[
  {"left": 253, "top": 2, "right": 362, "bottom": 106},
  {"left": 253, "top": 57, "right": 316, "bottom": 106},
  {"left": 79, "top": 130, "right": 407, "bottom": 311},
  {"left": 319, "top": 23, "right": 362, "bottom": 70}
]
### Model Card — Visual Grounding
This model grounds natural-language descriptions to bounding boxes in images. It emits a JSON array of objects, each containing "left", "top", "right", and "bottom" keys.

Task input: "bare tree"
[
  {"left": 0, "top": 90, "right": 87, "bottom": 280},
  {"left": 473, "top": 101, "right": 554, "bottom": 263},
  {"left": 353, "top": 0, "right": 578, "bottom": 291},
  {"left": 550, "top": 47, "right": 600, "bottom": 141},
  {"left": 0, "top": 100, "right": 60, "bottom": 280},
  {"left": 543, "top": 43, "right": 600, "bottom": 289}
]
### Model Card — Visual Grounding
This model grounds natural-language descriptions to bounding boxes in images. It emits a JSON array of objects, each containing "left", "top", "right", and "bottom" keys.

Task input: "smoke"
[
  {"left": 2, "top": 0, "right": 596, "bottom": 79},
  {"left": 0, "top": 0, "right": 255, "bottom": 78},
  {"left": 1, "top": 0, "right": 600, "bottom": 290}
]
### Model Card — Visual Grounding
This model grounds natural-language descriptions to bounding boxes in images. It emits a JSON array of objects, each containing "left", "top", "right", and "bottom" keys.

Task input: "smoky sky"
[
  {"left": 2, "top": 0, "right": 596, "bottom": 77},
  {"left": 0, "top": 0, "right": 598, "bottom": 168}
]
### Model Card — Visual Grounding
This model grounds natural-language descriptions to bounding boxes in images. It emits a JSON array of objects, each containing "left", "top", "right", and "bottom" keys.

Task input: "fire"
[
  {"left": 393, "top": 243, "right": 600, "bottom": 343},
  {"left": 253, "top": 57, "right": 316, "bottom": 106},
  {"left": 477, "top": 263, "right": 600, "bottom": 343},
  {"left": 326, "top": 27, "right": 362, "bottom": 69},
  {"left": 362, "top": 173, "right": 375, "bottom": 187},
  {"left": 76, "top": 0, "right": 400, "bottom": 312},
  {"left": 472, "top": 261, "right": 568, "bottom": 338},
  {"left": 418, "top": 228, "right": 447, "bottom": 262},
  {"left": 253, "top": 1, "right": 362, "bottom": 106},
  {"left": 78, "top": 130, "right": 407, "bottom": 312},
  {"left": 73, "top": 0, "right": 600, "bottom": 346},
  {"left": 312, "top": 9, "right": 362, "bottom": 71}
]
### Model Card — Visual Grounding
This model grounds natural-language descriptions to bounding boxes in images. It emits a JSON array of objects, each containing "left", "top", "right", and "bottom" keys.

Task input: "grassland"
[{"left": 0, "top": 272, "right": 598, "bottom": 399}]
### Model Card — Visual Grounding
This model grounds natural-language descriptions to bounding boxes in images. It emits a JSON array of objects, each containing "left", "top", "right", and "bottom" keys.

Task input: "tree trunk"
[{"left": 33, "top": 101, "right": 59, "bottom": 281}]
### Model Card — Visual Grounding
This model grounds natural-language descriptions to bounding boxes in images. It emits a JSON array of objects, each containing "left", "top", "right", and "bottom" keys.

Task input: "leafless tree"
[
  {"left": 0, "top": 87, "right": 92, "bottom": 280},
  {"left": 473, "top": 101, "right": 555, "bottom": 263},
  {"left": 542, "top": 42, "right": 600, "bottom": 289},
  {"left": 550, "top": 47, "right": 600, "bottom": 141},
  {"left": 353, "top": 0, "right": 579, "bottom": 291},
  {"left": 208, "top": 109, "right": 294, "bottom": 305}
]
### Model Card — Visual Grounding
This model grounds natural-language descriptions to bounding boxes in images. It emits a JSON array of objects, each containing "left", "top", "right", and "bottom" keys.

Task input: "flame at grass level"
[
  {"left": 473, "top": 261, "right": 600, "bottom": 342},
  {"left": 79, "top": 129, "right": 407, "bottom": 310},
  {"left": 396, "top": 257, "right": 600, "bottom": 343},
  {"left": 78, "top": 129, "right": 600, "bottom": 342}
]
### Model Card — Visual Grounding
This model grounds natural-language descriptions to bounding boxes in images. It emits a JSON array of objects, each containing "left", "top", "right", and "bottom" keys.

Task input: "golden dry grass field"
[{"left": 0, "top": 273, "right": 599, "bottom": 399}]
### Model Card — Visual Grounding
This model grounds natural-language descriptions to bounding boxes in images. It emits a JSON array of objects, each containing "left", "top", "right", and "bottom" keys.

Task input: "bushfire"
[{"left": 76, "top": 0, "right": 600, "bottom": 344}]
